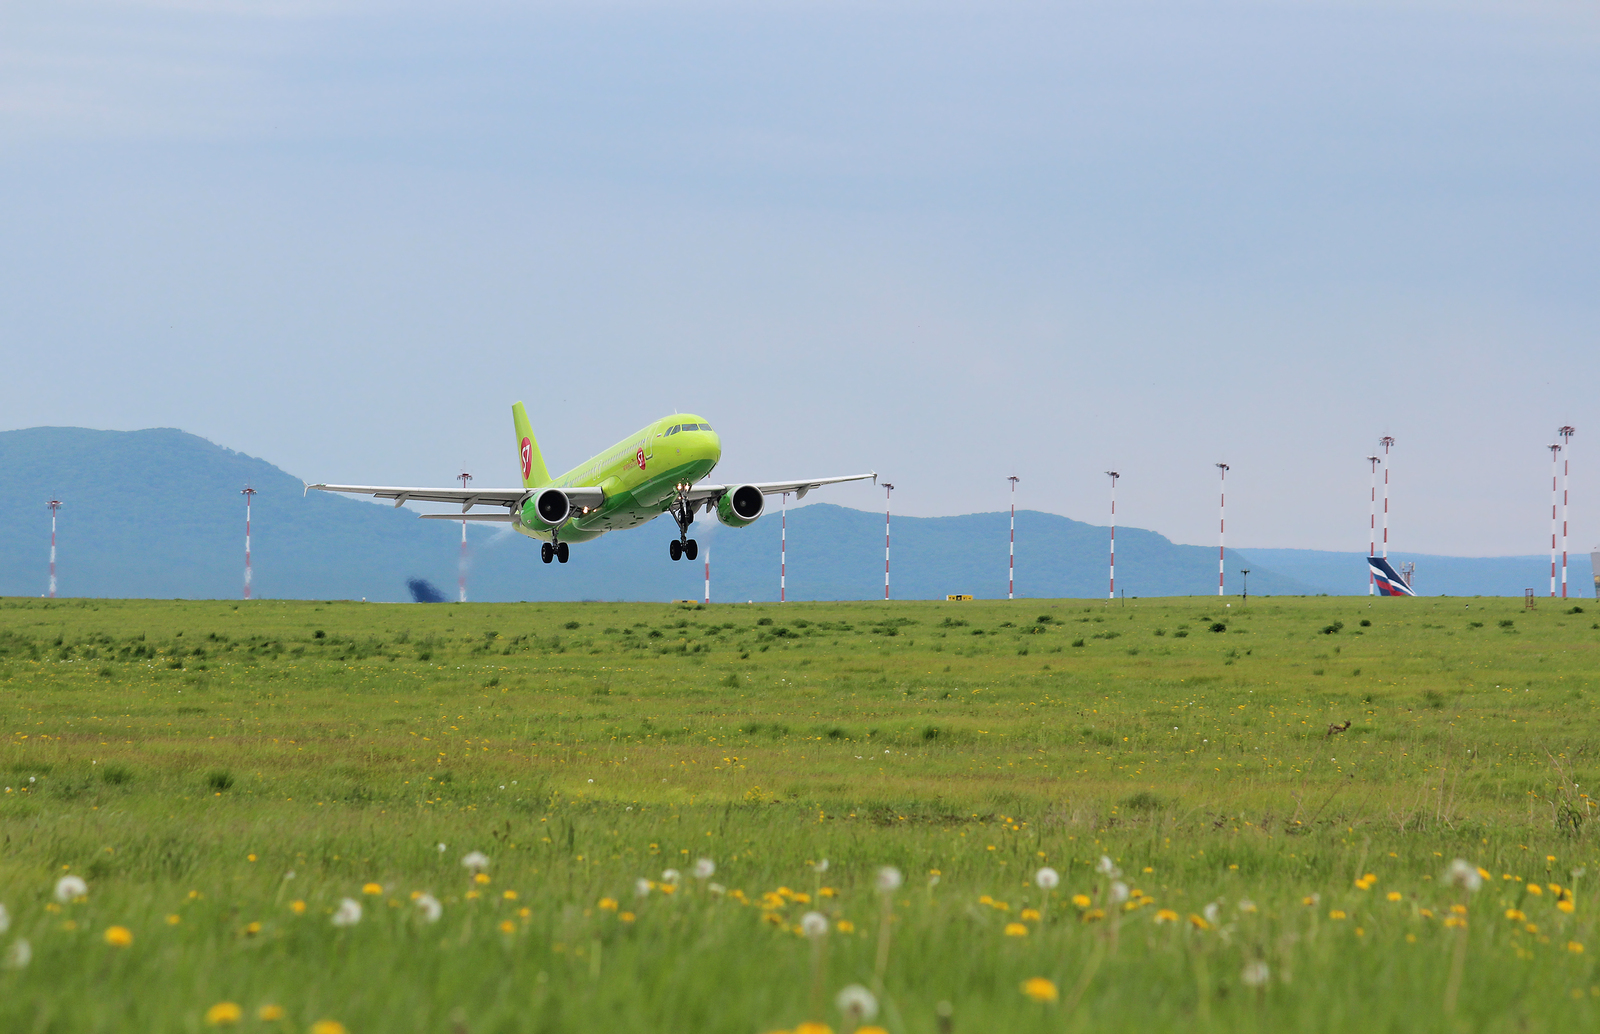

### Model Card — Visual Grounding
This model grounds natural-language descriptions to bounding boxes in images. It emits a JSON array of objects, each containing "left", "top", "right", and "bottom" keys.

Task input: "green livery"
[{"left": 308, "top": 404, "right": 873, "bottom": 569}]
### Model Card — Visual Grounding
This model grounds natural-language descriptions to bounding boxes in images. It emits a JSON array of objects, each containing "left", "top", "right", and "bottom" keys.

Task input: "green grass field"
[{"left": 1, "top": 593, "right": 1597, "bottom": 1033}]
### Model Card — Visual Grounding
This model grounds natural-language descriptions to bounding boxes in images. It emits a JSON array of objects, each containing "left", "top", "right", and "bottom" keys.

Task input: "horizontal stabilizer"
[{"left": 1368, "top": 556, "right": 1416, "bottom": 596}]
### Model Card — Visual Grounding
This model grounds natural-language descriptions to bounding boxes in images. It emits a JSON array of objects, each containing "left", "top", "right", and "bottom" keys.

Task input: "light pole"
[
  {"left": 1106, "top": 471, "right": 1119, "bottom": 601},
  {"left": 1550, "top": 442, "right": 1562, "bottom": 597},
  {"left": 882, "top": 483, "right": 895, "bottom": 601},
  {"left": 1559, "top": 426, "right": 1575, "bottom": 599},
  {"left": 1380, "top": 436, "right": 1395, "bottom": 560},
  {"left": 1367, "top": 455, "right": 1380, "bottom": 595},
  {"left": 1215, "top": 463, "right": 1229, "bottom": 596},
  {"left": 46, "top": 500, "right": 62, "bottom": 598},
  {"left": 241, "top": 486, "right": 257, "bottom": 600},
  {"left": 1240, "top": 568, "right": 1250, "bottom": 602},
  {"left": 1007, "top": 475, "right": 1019, "bottom": 600},
  {"left": 457, "top": 471, "right": 472, "bottom": 603},
  {"left": 780, "top": 491, "right": 788, "bottom": 603}
]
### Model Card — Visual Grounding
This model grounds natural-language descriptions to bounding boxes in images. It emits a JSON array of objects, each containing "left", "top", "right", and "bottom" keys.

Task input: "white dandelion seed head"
[
  {"left": 0, "top": 903, "right": 9, "bottom": 935},
  {"left": 1241, "top": 960, "right": 1270, "bottom": 987},
  {"left": 1203, "top": 901, "right": 1221, "bottom": 925},
  {"left": 53, "top": 875, "right": 87, "bottom": 903},
  {"left": 835, "top": 984, "right": 879, "bottom": 1021},
  {"left": 634, "top": 877, "right": 652, "bottom": 899},
  {"left": 1096, "top": 855, "right": 1119, "bottom": 877},
  {"left": 708, "top": 882, "right": 726, "bottom": 897},
  {"left": 3, "top": 939, "right": 30, "bottom": 970},
  {"left": 661, "top": 869, "right": 681, "bottom": 885},
  {"left": 693, "top": 858, "right": 716, "bottom": 880},
  {"left": 1035, "top": 867, "right": 1060, "bottom": 890},
  {"left": 812, "top": 859, "right": 830, "bottom": 873},
  {"left": 875, "top": 866, "right": 903, "bottom": 893},
  {"left": 331, "top": 898, "right": 363, "bottom": 927},
  {"left": 927, "top": 873, "right": 941, "bottom": 887},
  {"left": 461, "top": 851, "right": 490, "bottom": 873},
  {"left": 1111, "top": 881, "right": 1131, "bottom": 905},
  {"left": 800, "top": 911, "right": 830, "bottom": 939},
  {"left": 437, "top": 843, "right": 447, "bottom": 853},
  {"left": 414, "top": 893, "right": 443, "bottom": 923},
  {"left": 1447, "top": 858, "right": 1483, "bottom": 892}
]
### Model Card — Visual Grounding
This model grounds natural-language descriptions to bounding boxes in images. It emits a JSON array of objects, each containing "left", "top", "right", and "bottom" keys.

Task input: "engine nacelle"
[
  {"left": 520, "top": 487, "right": 572, "bottom": 532},
  {"left": 716, "top": 485, "right": 765, "bottom": 528}
]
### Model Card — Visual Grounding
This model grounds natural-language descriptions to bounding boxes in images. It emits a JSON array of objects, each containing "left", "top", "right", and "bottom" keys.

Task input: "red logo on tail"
[{"left": 520, "top": 437, "right": 533, "bottom": 481}]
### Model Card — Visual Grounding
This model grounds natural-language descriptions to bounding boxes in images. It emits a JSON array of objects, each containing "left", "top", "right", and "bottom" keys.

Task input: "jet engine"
[
  {"left": 716, "top": 485, "right": 765, "bottom": 528},
  {"left": 521, "top": 487, "right": 572, "bottom": 532}
]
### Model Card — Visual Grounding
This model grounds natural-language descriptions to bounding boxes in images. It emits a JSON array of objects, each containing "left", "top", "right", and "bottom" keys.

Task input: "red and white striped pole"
[
  {"left": 241, "top": 486, "right": 257, "bottom": 600},
  {"left": 47, "top": 500, "right": 61, "bottom": 598},
  {"left": 883, "top": 483, "right": 895, "bottom": 601},
  {"left": 1007, "top": 476, "right": 1019, "bottom": 600},
  {"left": 1367, "top": 455, "right": 1380, "bottom": 595},
  {"left": 457, "top": 471, "right": 472, "bottom": 603},
  {"left": 1380, "top": 437, "right": 1394, "bottom": 559},
  {"left": 1559, "top": 426, "right": 1575, "bottom": 599},
  {"left": 1215, "top": 463, "right": 1229, "bottom": 596},
  {"left": 1550, "top": 442, "right": 1562, "bottom": 597},
  {"left": 1106, "top": 471, "right": 1119, "bottom": 600},
  {"left": 704, "top": 546, "right": 711, "bottom": 605},
  {"left": 780, "top": 492, "right": 787, "bottom": 604}
]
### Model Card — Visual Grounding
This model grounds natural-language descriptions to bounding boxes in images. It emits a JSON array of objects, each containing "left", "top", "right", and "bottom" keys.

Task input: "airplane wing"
[
  {"left": 306, "top": 483, "right": 605, "bottom": 512},
  {"left": 683, "top": 472, "right": 876, "bottom": 505}
]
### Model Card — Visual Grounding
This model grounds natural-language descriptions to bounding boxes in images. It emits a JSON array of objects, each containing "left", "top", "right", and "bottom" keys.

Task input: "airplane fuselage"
[{"left": 518, "top": 413, "right": 721, "bottom": 544}]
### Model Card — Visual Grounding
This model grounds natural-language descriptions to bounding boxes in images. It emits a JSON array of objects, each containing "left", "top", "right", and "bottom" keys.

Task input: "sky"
[{"left": 2, "top": 0, "right": 1597, "bottom": 557}]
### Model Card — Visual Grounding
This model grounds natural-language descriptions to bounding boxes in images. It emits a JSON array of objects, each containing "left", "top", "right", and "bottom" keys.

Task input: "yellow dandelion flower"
[
  {"left": 1548, "top": 883, "right": 1562, "bottom": 895},
  {"left": 1071, "top": 894, "right": 1091, "bottom": 909},
  {"left": 791, "top": 892, "right": 811, "bottom": 904},
  {"left": 310, "top": 1021, "right": 347, "bottom": 1034},
  {"left": 1004, "top": 922, "right": 1028, "bottom": 937},
  {"left": 362, "top": 883, "right": 382, "bottom": 896},
  {"left": 1450, "top": 903, "right": 1468, "bottom": 915},
  {"left": 1082, "top": 909, "right": 1106, "bottom": 923},
  {"left": 819, "top": 887, "right": 837, "bottom": 898},
  {"left": 1444, "top": 915, "right": 1467, "bottom": 929},
  {"left": 247, "top": 854, "right": 257, "bottom": 863},
  {"left": 1568, "top": 941, "right": 1584, "bottom": 954},
  {"left": 1505, "top": 909, "right": 1527, "bottom": 922},
  {"left": 1021, "top": 976, "right": 1059, "bottom": 1003},
  {"left": 1558, "top": 899, "right": 1577, "bottom": 914},
  {"left": 103, "top": 926, "right": 133, "bottom": 947},
  {"left": 1329, "top": 910, "right": 1347, "bottom": 920},
  {"left": 245, "top": 922, "right": 262, "bottom": 936},
  {"left": 1021, "top": 908, "right": 1041, "bottom": 922},
  {"left": 979, "top": 895, "right": 994, "bottom": 906},
  {"left": 1188, "top": 913, "right": 1211, "bottom": 930},
  {"left": 763, "top": 912, "right": 785, "bottom": 926},
  {"left": 1155, "top": 909, "right": 1180, "bottom": 923},
  {"left": 619, "top": 911, "right": 636, "bottom": 923},
  {"left": 1386, "top": 891, "right": 1402, "bottom": 902},
  {"left": 166, "top": 914, "right": 181, "bottom": 925},
  {"left": 465, "top": 890, "right": 480, "bottom": 900},
  {"left": 659, "top": 884, "right": 677, "bottom": 896},
  {"left": 599, "top": 897, "right": 619, "bottom": 911},
  {"left": 1419, "top": 908, "right": 1435, "bottom": 919},
  {"left": 290, "top": 900, "right": 306, "bottom": 915},
  {"left": 503, "top": 890, "right": 518, "bottom": 901},
  {"left": 473, "top": 873, "right": 490, "bottom": 885},
  {"left": 518, "top": 908, "right": 531, "bottom": 919},
  {"left": 204, "top": 1001, "right": 242, "bottom": 1025},
  {"left": 1526, "top": 923, "right": 1540, "bottom": 934},
  {"left": 857, "top": 1028, "right": 889, "bottom": 1034},
  {"left": 1301, "top": 895, "right": 1319, "bottom": 906},
  {"left": 836, "top": 919, "right": 854, "bottom": 933},
  {"left": 1527, "top": 884, "right": 1543, "bottom": 896},
  {"left": 257, "top": 1005, "right": 285, "bottom": 1020},
  {"left": 793, "top": 1024, "right": 833, "bottom": 1034}
]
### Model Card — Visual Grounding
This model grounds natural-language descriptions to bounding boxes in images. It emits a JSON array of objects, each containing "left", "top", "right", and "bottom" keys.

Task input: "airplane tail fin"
[
  {"left": 512, "top": 402, "right": 551, "bottom": 488},
  {"left": 1368, "top": 556, "right": 1416, "bottom": 597}
]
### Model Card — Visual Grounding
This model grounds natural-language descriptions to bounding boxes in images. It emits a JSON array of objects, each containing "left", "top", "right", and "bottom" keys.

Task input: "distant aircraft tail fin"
[
  {"left": 1368, "top": 556, "right": 1416, "bottom": 597},
  {"left": 512, "top": 402, "right": 551, "bottom": 488}
]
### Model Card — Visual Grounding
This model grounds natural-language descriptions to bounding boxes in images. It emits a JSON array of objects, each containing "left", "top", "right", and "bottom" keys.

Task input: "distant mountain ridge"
[{"left": 1, "top": 427, "right": 1585, "bottom": 601}]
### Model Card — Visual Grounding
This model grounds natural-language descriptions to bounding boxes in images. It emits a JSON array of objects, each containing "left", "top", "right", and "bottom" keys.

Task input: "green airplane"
[{"left": 308, "top": 402, "right": 875, "bottom": 564}]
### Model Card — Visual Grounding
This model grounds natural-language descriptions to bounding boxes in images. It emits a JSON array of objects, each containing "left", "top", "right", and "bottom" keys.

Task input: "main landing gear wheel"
[
  {"left": 556, "top": 542, "right": 570, "bottom": 564},
  {"left": 541, "top": 542, "right": 554, "bottom": 564},
  {"left": 684, "top": 539, "right": 698, "bottom": 561},
  {"left": 669, "top": 539, "right": 683, "bottom": 562}
]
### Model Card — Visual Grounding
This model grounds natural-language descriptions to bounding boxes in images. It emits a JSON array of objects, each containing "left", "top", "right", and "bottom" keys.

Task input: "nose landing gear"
[{"left": 667, "top": 485, "right": 699, "bottom": 562}]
